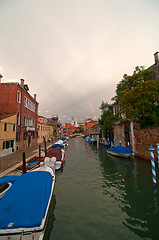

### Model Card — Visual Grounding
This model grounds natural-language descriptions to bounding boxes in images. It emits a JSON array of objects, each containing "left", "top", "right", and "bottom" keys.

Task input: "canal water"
[{"left": 44, "top": 137, "right": 159, "bottom": 240}]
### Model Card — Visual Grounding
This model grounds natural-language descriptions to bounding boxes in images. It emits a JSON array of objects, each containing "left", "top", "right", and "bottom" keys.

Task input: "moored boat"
[
  {"left": 32, "top": 164, "right": 55, "bottom": 177},
  {"left": 53, "top": 140, "right": 64, "bottom": 148},
  {"left": 107, "top": 146, "right": 133, "bottom": 158},
  {"left": 0, "top": 171, "right": 55, "bottom": 240},
  {"left": 0, "top": 175, "right": 19, "bottom": 199},
  {"left": 0, "top": 183, "right": 12, "bottom": 199},
  {"left": 46, "top": 149, "right": 65, "bottom": 170},
  {"left": 17, "top": 156, "right": 42, "bottom": 171}
]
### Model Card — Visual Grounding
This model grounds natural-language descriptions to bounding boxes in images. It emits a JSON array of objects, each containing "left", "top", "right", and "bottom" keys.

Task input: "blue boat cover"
[
  {"left": 0, "top": 175, "right": 19, "bottom": 185},
  {"left": 0, "top": 171, "right": 52, "bottom": 229},
  {"left": 107, "top": 146, "right": 133, "bottom": 154},
  {"left": 61, "top": 137, "right": 67, "bottom": 141},
  {"left": 53, "top": 144, "right": 61, "bottom": 148}
]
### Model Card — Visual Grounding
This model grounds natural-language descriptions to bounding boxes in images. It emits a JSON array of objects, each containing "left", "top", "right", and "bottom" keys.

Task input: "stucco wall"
[{"left": 113, "top": 123, "right": 126, "bottom": 146}]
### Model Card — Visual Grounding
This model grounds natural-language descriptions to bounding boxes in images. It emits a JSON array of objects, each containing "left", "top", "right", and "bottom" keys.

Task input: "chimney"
[
  {"left": 154, "top": 52, "right": 159, "bottom": 64},
  {"left": 34, "top": 94, "right": 37, "bottom": 101},
  {"left": 0, "top": 74, "right": 3, "bottom": 84},
  {"left": 20, "top": 79, "right": 24, "bottom": 87}
]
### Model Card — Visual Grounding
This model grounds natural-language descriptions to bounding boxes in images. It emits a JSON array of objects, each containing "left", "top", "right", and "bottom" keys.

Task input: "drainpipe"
[{"left": 130, "top": 121, "right": 135, "bottom": 155}]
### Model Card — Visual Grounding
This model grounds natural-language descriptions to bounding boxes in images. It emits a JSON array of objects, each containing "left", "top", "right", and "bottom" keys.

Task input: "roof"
[
  {"left": 0, "top": 113, "right": 16, "bottom": 120},
  {"left": 0, "top": 82, "right": 38, "bottom": 104},
  {"left": 38, "top": 115, "right": 48, "bottom": 119}
]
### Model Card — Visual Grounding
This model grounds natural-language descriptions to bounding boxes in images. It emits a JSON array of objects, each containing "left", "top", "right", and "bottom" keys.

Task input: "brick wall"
[
  {"left": 134, "top": 128, "right": 159, "bottom": 162},
  {"left": 113, "top": 121, "right": 159, "bottom": 162}
]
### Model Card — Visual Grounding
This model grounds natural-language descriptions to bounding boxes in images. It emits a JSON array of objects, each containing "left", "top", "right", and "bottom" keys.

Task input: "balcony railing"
[{"left": 26, "top": 126, "right": 35, "bottom": 131}]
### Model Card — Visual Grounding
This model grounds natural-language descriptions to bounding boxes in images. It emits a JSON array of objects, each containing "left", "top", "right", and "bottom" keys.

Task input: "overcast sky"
[{"left": 0, "top": 0, "right": 158, "bottom": 124}]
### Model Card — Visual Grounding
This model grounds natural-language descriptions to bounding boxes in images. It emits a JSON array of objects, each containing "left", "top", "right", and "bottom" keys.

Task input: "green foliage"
[
  {"left": 99, "top": 101, "right": 119, "bottom": 139},
  {"left": 111, "top": 65, "right": 159, "bottom": 128},
  {"left": 112, "top": 66, "right": 154, "bottom": 104},
  {"left": 119, "top": 80, "right": 159, "bottom": 128},
  {"left": 100, "top": 66, "right": 157, "bottom": 129},
  {"left": 75, "top": 127, "right": 84, "bottom": 133}
]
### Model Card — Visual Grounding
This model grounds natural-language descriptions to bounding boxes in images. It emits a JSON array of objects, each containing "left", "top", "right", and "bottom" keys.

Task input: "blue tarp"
[
  {"left": 61, "top": 137, "right": 67, "bottom": 141},
  {"left": 86, "top": 137, "right": 91, "bottom": 141},
  {"left": 0, "top": 171, "right": 52, "bottom": 229},
  {"left": 107, "top": 146, "right": 133, "bottom": 154},
  {"left": 53, "top": 144, "right": 62, "bottom": 148},
  {"left": 0, "top": 175, "right": 19, "bottom": 185}
]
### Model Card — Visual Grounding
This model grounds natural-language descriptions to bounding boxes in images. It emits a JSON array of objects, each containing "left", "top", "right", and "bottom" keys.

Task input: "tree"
[
  {"left": 99, "top": 101, "right": 119, "bottom": 141},
  {"left": 112, "top": 66, "right": 154, "bottom": 105},
  {"left": 119, "top": 80, "right": 159, "bottom": 128}
]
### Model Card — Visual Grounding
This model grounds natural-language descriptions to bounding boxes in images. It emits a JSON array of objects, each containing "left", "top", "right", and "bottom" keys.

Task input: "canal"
[{"left": 44, "top": 137, "right": 159, "bottom": 240}]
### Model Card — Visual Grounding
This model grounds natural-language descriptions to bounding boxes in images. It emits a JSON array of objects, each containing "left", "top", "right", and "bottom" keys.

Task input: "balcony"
[{"left": 26, "top": 126, "right": 35, "bottom": 131}]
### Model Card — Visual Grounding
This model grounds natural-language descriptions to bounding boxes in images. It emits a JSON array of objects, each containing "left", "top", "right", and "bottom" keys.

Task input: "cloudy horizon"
[{"left": 0, "top": 0, "right": 159, "bottom": 124}]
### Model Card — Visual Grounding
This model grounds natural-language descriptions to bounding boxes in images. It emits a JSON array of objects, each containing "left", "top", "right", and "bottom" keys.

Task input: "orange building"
[
  {"left": 64, "top": 123, "right": 76, "bottom": 136},
  {"left": 84, "top": 118, "right": 99, "bottom": 134},
  {"left": 38, "top": 116, "right": 49, "bottom": 144}
]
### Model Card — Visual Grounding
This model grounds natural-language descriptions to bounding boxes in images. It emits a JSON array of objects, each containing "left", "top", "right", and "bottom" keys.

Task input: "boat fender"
[
  {"left": 50, "top": 157, "right": 56, "bottom": 164},
  {"left": 44, "top": 157, "right": 50, "bottom": 164}
]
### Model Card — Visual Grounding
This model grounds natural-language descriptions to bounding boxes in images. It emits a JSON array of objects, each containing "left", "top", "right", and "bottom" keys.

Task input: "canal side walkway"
[{"left": 0, "top": 141, "right": 53, "bottom": 177}]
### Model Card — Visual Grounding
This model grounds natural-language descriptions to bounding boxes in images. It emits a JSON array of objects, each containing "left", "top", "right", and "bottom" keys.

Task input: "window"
[
  {"left": 24, "top": 97, "right": 27, "bottom": 106},
  {"left": 16, "top": 131, "right": 20, "bottom": 141},
  {"left": 23, "top": 132, "right": 27, "bottom": 140},
  {"left": 17, "top": 91, "right": 21, "bottom": 103},
  {"left": 3, "top": 141, "right": 10, "bottom": 149},
  {"left": 13, "top": 124, "right": 15, "bottom": 131},
  {"left": 3, "top": 141, "right": 6, "bottom": 149},
  {"left": 24, "top": 97, "right": 35, "bottom": 112},
  {"left": 4, "top": 123, "right": 7, "bottom": 131},
  {"left": 6, "top": 141, "right": 9, "bottom": 149},
  {"left": 17, "top": 112, "right": 20, "bottom": 125}
]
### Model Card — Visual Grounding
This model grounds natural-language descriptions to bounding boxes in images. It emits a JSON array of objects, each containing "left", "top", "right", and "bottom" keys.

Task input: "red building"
[
  {"left": 0, "top": 76, "right": 39, "bottom": 150},
  {"left": 84, "top": 118, "right": 99, "bottom": 135},
  {"left": 64, "top": 123, "right": 76, "bottom": 135}
]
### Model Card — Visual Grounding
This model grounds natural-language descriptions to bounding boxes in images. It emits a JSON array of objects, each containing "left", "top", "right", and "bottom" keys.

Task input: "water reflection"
[
  {"left": 43, "top": 194, "right": 56, "bottom": 240},
  {"left": 45, "top": 139, "right": 159, "bottom": 240},
  {"left": 98, "top": 147, "right": 159, "bottom": 239}
]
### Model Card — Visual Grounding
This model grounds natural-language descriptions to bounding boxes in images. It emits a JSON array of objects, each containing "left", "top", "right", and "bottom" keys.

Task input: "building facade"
[
  {"left": 64, "top": 123, "right": 76, "bottom": 136},
  {"left": 84, "top": 118, "right": 99, "bottom": 135},
  {"left": 38, "top": 115, "right": 49, "bottom": 144},
  {"left": 0, "top": 113, "right": 16, "bottom": 157},
  {"left": 0, "top": 77, "right": 39, "bottom": 150},
  {"left": 149, "top": 52, "right": 159, "bottom": 81}
]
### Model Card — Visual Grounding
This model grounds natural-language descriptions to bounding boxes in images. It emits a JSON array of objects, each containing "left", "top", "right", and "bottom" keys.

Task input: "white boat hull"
[{"left": 107, "top": 150, "right": 132, "bottom": 158}]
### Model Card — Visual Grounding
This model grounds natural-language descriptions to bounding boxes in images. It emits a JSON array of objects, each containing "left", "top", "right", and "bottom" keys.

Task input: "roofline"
[{"left": 0, "top": 82, "right": 39, "bottom": 104}]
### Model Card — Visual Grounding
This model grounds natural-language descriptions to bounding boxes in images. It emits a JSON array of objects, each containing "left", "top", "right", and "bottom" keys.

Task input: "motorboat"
[
  {"left": 17, "top": 156, "right": 42, "bottom": 172},
  {"left": 43, "top": 157, "right": 56, "bottom": 171},
  {"left": 46, "top": 149, "right": 65, "bottom": 170},
  {"left": 0, "top": 171, "right": 55, "bottom": 240},
  {"left": 32, "top": 164, "right": 55, "bottom": 178},
  {"left": 0, "top": 175, "right": 19, "bottom": 199},
  {"left": 86, "top": 137, "right": 91, "bottom": 142},
  {"left": 106, "top": 146, "right": 133, "bottom": 158},
  {"left": 0, "top": 183, "right": 12, "bottom": 199}
]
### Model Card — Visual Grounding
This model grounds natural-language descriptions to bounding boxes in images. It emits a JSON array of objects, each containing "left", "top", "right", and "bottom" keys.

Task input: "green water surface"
[{"left": 44, "top": 137, "right": 159, "bottom": 240}]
